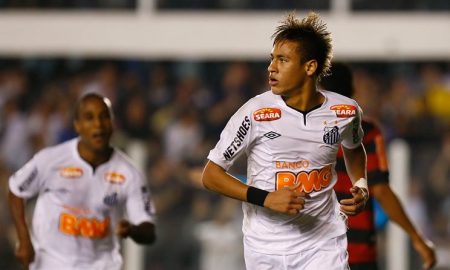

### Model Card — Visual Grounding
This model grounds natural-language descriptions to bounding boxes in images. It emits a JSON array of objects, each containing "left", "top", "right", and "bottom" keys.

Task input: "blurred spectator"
[
  {"left": 164, "top": 107, "right": 203, "bottom": 164},
  {"left": 0, "top": 98, "right": 32, "bottom": 171},
  {"left": 27, "top": 85, "right": 66, "bottom": 151},
  {"left": 119, "top": 93, "right": 153, "bottom": 140},
  {"left": 146, "top": 64, "right": 172, "bottom": 109},
  {"left": 194, "top": 198, "right": 245, "bottom": 270},
  {"left": 420, "top": 64, "right": 450, "bottom": 125}
]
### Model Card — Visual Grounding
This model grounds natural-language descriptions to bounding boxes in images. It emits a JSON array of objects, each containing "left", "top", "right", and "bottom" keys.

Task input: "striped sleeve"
[{"left": 362, "top": 120, "right": 389, "bottom": 186}]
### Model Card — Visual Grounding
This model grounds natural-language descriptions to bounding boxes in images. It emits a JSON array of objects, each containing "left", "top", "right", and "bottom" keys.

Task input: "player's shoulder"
[
  {"left": 321, "top": 90, "right": 361, "bottom": 119},
  {"left": 111, "top": 148, "right": 143, "bottom": 175},
  {"left": 321, "top": 89, "right": 358, "bottom": 106},
  {"left": 250, "top": 90, "right": 276, "bottom": 104},
  {"left": 243, "top": 90, "right": 280, "bottom": 112},
  {"left": 34, "top": 138, "right": 77, "bottom": 160}
]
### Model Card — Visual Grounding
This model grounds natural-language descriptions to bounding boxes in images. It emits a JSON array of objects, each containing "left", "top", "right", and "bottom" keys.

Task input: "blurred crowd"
[{"left": 0, "top": 59, "right": 449, "bottom": 269}]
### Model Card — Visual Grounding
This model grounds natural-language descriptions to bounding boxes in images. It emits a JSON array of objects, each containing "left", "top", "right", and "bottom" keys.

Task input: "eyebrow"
[{"left": 271, "top": 53, "right": 288, "bottom": 59}]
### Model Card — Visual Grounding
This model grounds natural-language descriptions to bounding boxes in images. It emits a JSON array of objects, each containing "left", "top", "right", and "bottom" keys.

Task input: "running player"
[
  {"left": 8, "top": 93, "right": 156, "bottom": 270},
  {"left": 202, "top": 12, "right": 368, "bottom": 270},
  {"left": 321, "top": 62, "right": 436, "bottom": 270}
]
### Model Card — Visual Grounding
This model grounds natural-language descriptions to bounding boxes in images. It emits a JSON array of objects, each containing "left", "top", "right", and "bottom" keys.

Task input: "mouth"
[
  {"left": 269, "top": 78, "right": 278, "bottom": 87},
  {"left": 92, "top": 132, "right": 109, "bottom": 143}
]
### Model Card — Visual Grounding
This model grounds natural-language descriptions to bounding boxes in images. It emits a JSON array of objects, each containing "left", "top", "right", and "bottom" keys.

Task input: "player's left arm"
[
  {"left": 340, "top": 143, "right": 369, "bottom": 215},
  {"left": 116, "top": 220, "right": 155, "bottom": 244},
  {"left": 371, "top": 129, "right": 436, "bottom": 269},
  {"left": 372, "top": 184, "right": 436, "bottom": 269},
  {"left": 339, "top": 105, "right": 368, "bottom": 215},
  {"left": 119, "top": 171, "right": 156, "bottom": 244}
]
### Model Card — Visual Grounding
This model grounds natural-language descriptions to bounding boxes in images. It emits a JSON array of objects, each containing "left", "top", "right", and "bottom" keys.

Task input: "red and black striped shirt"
[{"left": 334, "top": 119, "right": 389, "bottom": 265}]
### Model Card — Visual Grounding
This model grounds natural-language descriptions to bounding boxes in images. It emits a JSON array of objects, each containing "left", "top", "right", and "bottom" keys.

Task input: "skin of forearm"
[
  {"left": 8, "top": 191, "right": 31, "bottom": 242},
  {"left": 342, "top": 144, "right": 367, "bottom": 185},
  {"left": 202, "top": 160, "right": 249, "bottom": 202},
  {"left": 372, "top": 184, "right": 421, "bottom": 240}
]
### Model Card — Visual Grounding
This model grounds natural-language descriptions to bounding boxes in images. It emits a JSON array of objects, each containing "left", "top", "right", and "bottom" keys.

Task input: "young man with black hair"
[{"left": 202, "top": 12, "right": 368, "bottom": 269}]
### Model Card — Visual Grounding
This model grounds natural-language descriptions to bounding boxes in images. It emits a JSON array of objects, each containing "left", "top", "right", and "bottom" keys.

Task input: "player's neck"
[
  {"left": 282, "top": 85, "right": 324, "bottom": 112},
  {"left": 77, "top": 142, "right": 113, "bottom": 170}
]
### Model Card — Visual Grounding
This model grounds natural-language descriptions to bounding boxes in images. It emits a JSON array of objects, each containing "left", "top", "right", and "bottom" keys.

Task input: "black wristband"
[{"left": 247, "top": 186, "right": 269, "bottom": 207}]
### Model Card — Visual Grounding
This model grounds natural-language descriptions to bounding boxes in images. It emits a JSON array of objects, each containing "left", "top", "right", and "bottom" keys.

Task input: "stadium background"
[{"left": 0, "top": 0, "right": 449, "bottom": 269}]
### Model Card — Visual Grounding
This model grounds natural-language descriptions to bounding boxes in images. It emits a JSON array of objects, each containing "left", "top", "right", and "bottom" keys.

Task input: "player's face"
[
  {"left": 74, "top": 97, "right": 113, "bottom": 152},
  {"left": 268, "top": 40, "right": 308, "bottom": 97}
]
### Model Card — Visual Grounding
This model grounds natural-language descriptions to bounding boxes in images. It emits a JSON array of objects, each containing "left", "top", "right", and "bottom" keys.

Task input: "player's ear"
[{"left": 305, "top": 60, "right": 318, "bottom": 76}]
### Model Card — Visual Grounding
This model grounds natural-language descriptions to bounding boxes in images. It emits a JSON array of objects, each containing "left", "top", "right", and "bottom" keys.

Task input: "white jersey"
[
  {"left": 9, "top": 138, "right": 155, "bottom": 270},
  {"left": 208, "top": 90, "right": 363, "bottom": 255}
]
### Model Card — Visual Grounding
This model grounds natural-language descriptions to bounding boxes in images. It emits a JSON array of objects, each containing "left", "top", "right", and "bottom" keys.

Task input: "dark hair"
[
  {"left": 73, "top": 92, "right": 113, "bottom": 120},
  {"left": 272, "top": 11, "right": 333, "bottom": 80},
  {"left": 320, "top": 62, "right": 354, "bottom": 98}
]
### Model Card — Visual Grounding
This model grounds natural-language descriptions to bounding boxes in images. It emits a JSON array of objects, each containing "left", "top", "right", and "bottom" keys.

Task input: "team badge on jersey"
[
  {"left": 330, "top": 104, "right": 356, "bottom": 118},
  {"left": 60, "top": 167, "right": 83, "bottom": 179},
  {"left": 105, "top": 172, "right": 126, "bottom": 184},
  {"left": 253, "top": 108, "right": 281, "bottom": 121},
  {"left": 323, "top": 126, "right": 340, "bottom": 145}
]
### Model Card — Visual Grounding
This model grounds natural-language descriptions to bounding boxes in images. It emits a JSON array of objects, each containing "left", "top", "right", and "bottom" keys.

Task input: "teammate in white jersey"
[
  {"left": 8, "top": 93, "right": 156, "bottom": 270},
  {"left": 202, "top": 12, "right": 369, "bottom": 270}
]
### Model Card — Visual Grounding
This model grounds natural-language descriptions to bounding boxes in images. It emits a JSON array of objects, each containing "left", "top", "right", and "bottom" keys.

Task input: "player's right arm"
[
  {"left": 202, "top": 161, "right": 306, "bottom": 215},
  {"left": 8, "top": 154, "right": 43, "bottom": 269},
  {"left": 202, "top": 99, "right": 306, "bottom": 215},
  {"left": 8, "top": 191, "right": 34, "bottom": 270}
]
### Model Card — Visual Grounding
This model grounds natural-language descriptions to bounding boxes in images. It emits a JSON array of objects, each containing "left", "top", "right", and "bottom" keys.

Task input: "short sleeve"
[
  {"left": 341, "top": 105, "right": 364, "bottom": 149},
  {"left": 9, "top": 155, "right": 42, "bottom": 199},
  {"left": 207, "top": 102, "right": 253, "bottom": 171},
  {"left": 125, "top": 171, "right": 156, "bottom": 225}
]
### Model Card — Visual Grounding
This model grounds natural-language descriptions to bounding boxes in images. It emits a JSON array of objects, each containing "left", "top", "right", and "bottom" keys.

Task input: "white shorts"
[{"left": 244, "top": 234, "right": 349, "bottom": 270}]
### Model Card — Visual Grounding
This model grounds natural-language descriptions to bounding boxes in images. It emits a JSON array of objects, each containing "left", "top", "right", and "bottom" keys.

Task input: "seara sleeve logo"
[
  {"left": 223, "top": 116, "right": 251, "bottom": 161},
  {"left": 253, "top": 108, "right": 281, "bottom": 121},
  {"left": 330, "top": 105, "right": 356, "bottom": 118}
]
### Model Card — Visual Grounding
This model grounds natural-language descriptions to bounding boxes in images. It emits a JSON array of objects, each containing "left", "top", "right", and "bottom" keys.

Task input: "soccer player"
[
  {"left": 321, "top": 62, "right": 436, "bottom": 270},
  {"left": 202, "top": 12, "right": 368, "bottom": 270},
  {"left": 8, "top": 93, "right": 156, "bottom": 270}
]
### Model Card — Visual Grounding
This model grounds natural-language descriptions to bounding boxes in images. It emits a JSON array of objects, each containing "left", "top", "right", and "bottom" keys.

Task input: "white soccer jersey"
[
  {"left": 9, "top": 138, "right": 155, "bottom": 270},
  {"left": 208, "top": 90, "right": 364, "bottom": 255}
]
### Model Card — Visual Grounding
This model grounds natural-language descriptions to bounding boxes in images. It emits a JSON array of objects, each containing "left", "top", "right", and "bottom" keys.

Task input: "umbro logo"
[{"left": 264, "top": 131, "right": 281, "bottom": 139}]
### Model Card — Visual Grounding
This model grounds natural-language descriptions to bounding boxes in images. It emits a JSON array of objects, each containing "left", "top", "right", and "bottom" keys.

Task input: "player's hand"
[
  {"left": 339, "top": 186, "right": 368, "bottom": 216},
  {"left": 15, "top": 239, "right": 34, "bottom": 270},
  {"left": 264, "top": 184, "right": 308, "bottom": 215},
  {"left": 116, "top": 220, "right": 132, "bottom": 238},
  {"left": 412, "top": 237, "right": 436, "bottom": 270}
]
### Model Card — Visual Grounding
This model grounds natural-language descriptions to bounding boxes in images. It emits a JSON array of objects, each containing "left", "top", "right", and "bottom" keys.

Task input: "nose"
[
  {"left": 93, "top": 116, "right": 103, "bottom": 128},
  {"left": 268, "top": 60, "right": 276, "bottom": 74}
]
